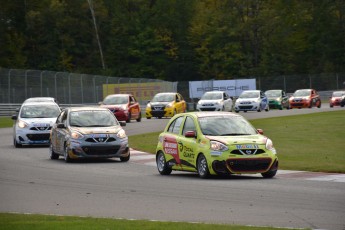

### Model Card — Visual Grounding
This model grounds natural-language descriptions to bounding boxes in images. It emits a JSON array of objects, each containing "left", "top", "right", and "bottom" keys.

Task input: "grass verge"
[
  {"left": 0, "top": 116, "right": 12, "bottom": 128},
  {"left": 0, "top": 213, "right": 307, "bottom": 230},
  {"left": 129, "top": 110, "right": 345, "bottom": 173}
]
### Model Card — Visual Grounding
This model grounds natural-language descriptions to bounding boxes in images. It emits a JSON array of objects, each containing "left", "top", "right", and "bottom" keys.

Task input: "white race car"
[
  {"left": 234, "top": 90, "right": 269, "bottom": 112},
  {"left": 196, "top": 91, "right": 233, "bottom": 112}
]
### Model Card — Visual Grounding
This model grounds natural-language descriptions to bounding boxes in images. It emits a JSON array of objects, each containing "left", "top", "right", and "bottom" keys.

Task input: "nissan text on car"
[
  {"left": 329, "top": 91, "right": 345, "bottom": 107},
  {"left": 99, "top": 94, "right": 141, "bottom": 122},
  {"left": 264, "top": 89, "right": 290, "bottom": 110},
  {"left": 234, "top": 90, "right": 269, "bottom": 112},
  {"left": 12, "top": 100, "right": 61, "bottom": 147},
  {"left": 145, "top": 92, "right": 186, "bottom": 119},
  {"left": 289, "top": 89, "right": 321, "bottom": 109},
  {"left": 156, "top": 112, "right": 278, "bottom": 178},
  {"left": 196, "top": 91, "right": 233, "bottom": 112},
  {"left": 49, "top": 107, "right": 130, "bottom": 162}
]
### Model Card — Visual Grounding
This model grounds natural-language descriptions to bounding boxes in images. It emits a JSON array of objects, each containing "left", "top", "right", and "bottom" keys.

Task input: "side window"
[
  {"left": 182, "top": 116, "right": 196, "bottom": 136},
  {"left": 223, "top": 93, "right": 227, "bottom": 100},
  {"left": 167, "top": 116, "right": 184, "bottom": 134}
]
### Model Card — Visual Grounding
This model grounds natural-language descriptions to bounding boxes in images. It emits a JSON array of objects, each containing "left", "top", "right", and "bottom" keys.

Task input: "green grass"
[
  {"left": 0, "top": 213, "right": 307, "bottom": 230},
  {"left": 0, "top": 116, "right": 12, "bottom": 128},
  {"left": 129, "top": 110, "right": 345, "bottom": 173}
]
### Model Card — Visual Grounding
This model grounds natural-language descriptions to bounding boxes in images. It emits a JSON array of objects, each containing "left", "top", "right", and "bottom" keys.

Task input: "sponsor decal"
[
  {"left": 163, "top": 142, "right": 178, "bottom": 155},
  {"left": 236, "top": 144, "right": 259, "bottom": 149},
  {"left": 210, "top": 151, "right": 222, "bottom": 156}
]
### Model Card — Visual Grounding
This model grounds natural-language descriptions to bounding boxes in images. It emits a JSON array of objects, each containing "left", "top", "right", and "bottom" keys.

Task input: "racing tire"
[
  {"left": 330, "top": 104, "right": 333, "bottom": 108},
  {"left": 136, "top": 113, "right": 142, "bottom": 122},
  {"left": 14, "top": 138, "right": 22, "bottom": 148},
  {"left": 257, "top": 106, "right": 261, "bottom": 112},
  {"left": 261, "top": 169, "right": 277, "bottom": 178},
  {"left": 146, "top": 117, "right": 151, "bottom": 119},
  {"left": 317, "top": 100, "right": 321, "bottom": 108},
  {"left": 265, "top": 105, "right": 269, "bottom": 112},
  {"left": 235, "top": 110, "right": 239, "bottom": 113},
  {"left": 156, "top": 151, "right": 172, "bottom": 175},
  {"left": 126, "top": 113, "right": 131, "bottom": 123},
  {"left": 64, "top": 144, "right": 72, "bottom": 163},
  {"left": 308, "top": 102, "right": 312, "bottom": 108},
  {"left": 120, "top": 151, "right": 130, "bottom": 162},
  {"left": 49, "top": 143, "right": 59, "bottom": 160},
  {"left": 197, "top": 154, "right": 210, "bottom": 179}
]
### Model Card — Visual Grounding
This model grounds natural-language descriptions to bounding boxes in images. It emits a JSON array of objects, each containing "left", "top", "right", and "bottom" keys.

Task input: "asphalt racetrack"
[{"left": 1, "top": 104, "right": 344, "bottom": 230}]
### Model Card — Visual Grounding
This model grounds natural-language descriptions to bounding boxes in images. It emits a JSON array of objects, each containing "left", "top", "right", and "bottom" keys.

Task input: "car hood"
[
  {"left": 20, "top": 118, "right": 57, "bottom": 125},
  {"left": 290, "top": 96, "right": 310, "bottom": 100},
  {"left": 100, "top": 104, "right": 127, "bottom": 109},
  {"left": 70, "top": 126, "right": 123, "bottom": 135},
  {"left": 267, "top": 96, "right": 281, "bottom": 100},
  {"left": 199, "top": 99, "right": 222, "bottom": 104},
  {"left": 207, "top": 134, "right": 267, "bottom": 145},
  {"left": 150, "top": 102, "right": 171, "bottom": 106}
]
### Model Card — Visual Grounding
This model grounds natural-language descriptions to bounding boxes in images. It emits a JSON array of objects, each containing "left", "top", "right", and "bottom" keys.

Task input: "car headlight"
[
  {"left": 146, "top": 103, "right": 151, "bottom": 108},
  {"left": 166, "top": 102, "right": 173, "bottom": 108},
  {"left": 116, "top": 129, "right": 127, "bottom": 139},
  {"left": 71, "top": 131, "right": 84, "bottom": 139},
  {"left": 210, "top": 141, "right": 228, "bottom": 151},
  {"left": 18, "top": 120, "right": 28, "bottom": 128},
  {"left": 265, "top": 138, "right": 276, "bottom": 154}
]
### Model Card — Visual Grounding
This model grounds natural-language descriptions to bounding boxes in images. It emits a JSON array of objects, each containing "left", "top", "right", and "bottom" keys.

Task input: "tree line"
[{"left": 1, "top": 0, "right": 344, "bottom": 82}]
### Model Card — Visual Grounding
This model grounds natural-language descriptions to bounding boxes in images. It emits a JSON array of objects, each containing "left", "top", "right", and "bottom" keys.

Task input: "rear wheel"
[
  {"left": 317, "top": 100, "right": 321, "bottom": 108},
  {"left": 197, "top": 154, "right": 210, "bottom": 179},
  {"left": 49, "top": 143, "right": 59, "bottom": 160},
  {"left": 136, "top": 112, "right": 142, "bottom": 122},
  {"left": 156, "top": 152, "right": 172, "bottom": 175},
  {"left": 126, "top": 112, "right": 131, "bottom": 123}
]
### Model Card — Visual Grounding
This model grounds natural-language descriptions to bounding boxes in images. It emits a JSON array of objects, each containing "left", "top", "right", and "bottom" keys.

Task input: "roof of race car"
[{"left": 183, "top": 111, "right": 242, "bottom": 118}]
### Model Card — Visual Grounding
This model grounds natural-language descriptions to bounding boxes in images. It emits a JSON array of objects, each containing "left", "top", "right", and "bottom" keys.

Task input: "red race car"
[
  {"left": 329, "top": 91, "right": 345, "bottom": 107},
  {"left": 289, "top": 89, "right": 321, "bottom": 109},
  {"left": 99, "top": 94, "right": 141, "bottom": 122}
]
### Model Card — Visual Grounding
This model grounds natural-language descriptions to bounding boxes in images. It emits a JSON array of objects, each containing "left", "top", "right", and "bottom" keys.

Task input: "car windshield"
[
  {"left": 198, "top": 116, "right": 257, "bottom": 136},
  {"left": 265, "top": 90, "right": 281, "bottom": 97},
  {"left": 151, "top": 94, "right": 175, "bottom": 102},
  {"left": 201, "top": 92, "right": 222, "bottom": 100},
  {"left": 69, "top": 110, "right": 118, "bottom": 127},
  {"left": 239, "top": 91, "right": 259, "bottom": 99},
  {"left": 294, "top": 90, "right": 311, "bottom": 97},
  {"left": 20, "top": 104, "right": 60, "bottom": 118},
  {"left": 332, "top": 92, "right": 344, "bottom": 97},
  {"left": 103, "top": 96, "right": 128, "bottom": 105}
]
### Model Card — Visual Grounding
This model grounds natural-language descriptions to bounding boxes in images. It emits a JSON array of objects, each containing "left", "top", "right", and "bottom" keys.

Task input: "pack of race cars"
[{"left": 10, "top": 88, "right": 344, "bottom": 179}]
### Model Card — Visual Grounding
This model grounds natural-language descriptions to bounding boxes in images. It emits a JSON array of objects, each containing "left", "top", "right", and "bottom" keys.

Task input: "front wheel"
[
  {"left": 197, "top": 154, "right": 210, "bottom": 179},
  {"left": 156, "top": 152, "right": 172, "bottom": 175},
  {"left": 49, "top": 143, "right": 59, "bottom": 160},
  {"left": 120, "top": 152, "right": 130, "bottom": 162},
  {"left": 64, "top": 145, "right": 72, "bottom": 163},
  {"left": 317, "top": 100, "right": 321, "bottom": 108},
  {"left": 14, "top": 138, "right": 21, "bottom": 148},
  {"left": 126, "top": 112, "right": 131, "bottom": 123},
  {"left": 261, "top": 169, "right": 277, "bottom": 178}
]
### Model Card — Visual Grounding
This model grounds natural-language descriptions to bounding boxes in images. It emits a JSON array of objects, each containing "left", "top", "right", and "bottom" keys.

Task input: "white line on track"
[{"left": 130, "top": 149, "right": 345, "bottom": 183}]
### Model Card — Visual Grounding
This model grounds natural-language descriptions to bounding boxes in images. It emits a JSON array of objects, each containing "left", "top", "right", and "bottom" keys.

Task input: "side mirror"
[
  {"left": 57, "top": 123, "right": 65, "bottom": 128},
  {"left": 257, "top": 129, "right": 264, "bottom": 135},
  {"left": 11, "top": 115, "right": 18, "bottom": 120},
  {"left": 119, "top": 121, "right": 126, "bottom": 127},
  {"left": 185, "top": 131, "right": 196, "bottom": 138}
]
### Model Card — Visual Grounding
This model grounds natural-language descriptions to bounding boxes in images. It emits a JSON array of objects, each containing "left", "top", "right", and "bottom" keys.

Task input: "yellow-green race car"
[{"left": 156, "top": 112, "right": 278, "bottom": 178}]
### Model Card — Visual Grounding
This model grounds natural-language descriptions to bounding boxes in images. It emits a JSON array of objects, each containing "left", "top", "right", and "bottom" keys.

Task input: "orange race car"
[
  {"left": 289, "top": 89, "right": 321, "bottom": 109},
  {"left": 329, "top": 91, "right": 345, "bottom": 107}
]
